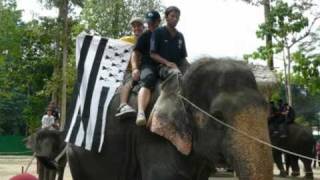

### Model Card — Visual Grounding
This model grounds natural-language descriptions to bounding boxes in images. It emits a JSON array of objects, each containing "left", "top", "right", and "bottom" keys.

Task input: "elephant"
[
  {"left": 66, "top": 57, "right": 273, "bottom": 180},
  {"left": 269, "top": 122, "right": 315, "bottom": 179},
  {"left": 26, "top": 128, "right": 67, "bottom": 180}
]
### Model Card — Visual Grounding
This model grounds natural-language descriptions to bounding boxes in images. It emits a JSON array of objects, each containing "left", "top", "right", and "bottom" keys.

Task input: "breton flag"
[{"left": 65, "top": 33, "right": 132, "bottom": 152}]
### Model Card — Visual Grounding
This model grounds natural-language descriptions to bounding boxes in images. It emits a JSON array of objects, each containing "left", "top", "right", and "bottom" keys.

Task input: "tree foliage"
[
  {"left": 0, "top": 1, "right": 54, "bottom": 134},
  {"left": 292, "top": 30, "right": 320, "bottom": 94},
  {"left": 0, "top": 0, "right": 165, "bottom": 135},
  {"left": 246, "top": 0, "right": 319, "bottom": 105},
  {"left": 81, "top": 0, "right": 163, "bottom": 37}
]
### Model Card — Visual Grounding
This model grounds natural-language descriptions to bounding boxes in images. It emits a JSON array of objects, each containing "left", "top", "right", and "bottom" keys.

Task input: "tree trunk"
[
  {"left": 282, "top": 48, "right": 289, "bottom": 103},
  {"left": 263, "top": 0, "right": 274, "bottom": 70},
  {"left": 52, "top": 10, "right": 62, "bottom": 105},
  {"left": 61, "top": 0, "right": 69, "bottom": 129},
  {"left": 286, "top": 46, "right": 292, "bottom": 106}
]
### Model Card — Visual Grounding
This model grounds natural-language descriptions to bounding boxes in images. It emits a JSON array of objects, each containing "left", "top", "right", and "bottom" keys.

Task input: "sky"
[{"left": 17, "top": 0, "right": 269, "bottom": 64}]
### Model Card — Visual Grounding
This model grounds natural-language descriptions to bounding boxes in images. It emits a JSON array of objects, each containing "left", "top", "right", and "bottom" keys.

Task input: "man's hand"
[
  {"left": 132, "top": 69, "right": 140, "bottom": 81},
  {"left": 165, "top": 61, "right": 178, "bottom": 69}
]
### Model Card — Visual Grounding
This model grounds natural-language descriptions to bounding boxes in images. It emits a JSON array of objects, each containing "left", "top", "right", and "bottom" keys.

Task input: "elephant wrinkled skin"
[{"left": 67, "top": 57, "right": 273, "bottom": 180}]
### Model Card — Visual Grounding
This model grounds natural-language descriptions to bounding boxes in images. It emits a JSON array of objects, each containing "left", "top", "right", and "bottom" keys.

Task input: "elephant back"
[
  {"left": 288, "top": 123, "right": 315, "bottom": 150},
  {"left": 271, "top": 123, "right": 315, "bottom": 156}
]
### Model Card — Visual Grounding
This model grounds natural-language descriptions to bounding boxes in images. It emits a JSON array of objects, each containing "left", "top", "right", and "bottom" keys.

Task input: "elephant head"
[
  {"left": 26, "top": 128, "right": 66, "bottom": 169},
  {"left": 149, "top": 58, "right": 273, "bottom": 179}
]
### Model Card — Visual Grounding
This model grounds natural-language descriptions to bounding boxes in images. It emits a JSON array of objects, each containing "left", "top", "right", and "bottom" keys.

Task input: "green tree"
[
  {"left": 247, "top": 0, "right": 319, "bottom": 105},
  {"left": 242, "top": 0, "right": 274, "bottom": 70},
  {"left": 274, "top": 84, "right": 320, "bottom": 126},
  {"left": 291, "top": 28, "right": 320, "bottom": 95},
  {"left": 81, "top": 0, "right": 162, "bottom": 37},
  {"left": 0, "top": 1, "right": 58, "bottom": 134},
  {"left": 38, "top": 0, "right": 84, "bottom": 128}
]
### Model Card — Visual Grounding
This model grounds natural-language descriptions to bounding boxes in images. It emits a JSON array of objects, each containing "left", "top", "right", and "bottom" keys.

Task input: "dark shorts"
[
  {"left": 140, "top": 64, "right": 159, "bottom": 89},
  {"left": 139, "top": 64, "right": 181, "bottom": 89},
  {"left": 121, "top": 70, "right": 139, "bottom": 88}
]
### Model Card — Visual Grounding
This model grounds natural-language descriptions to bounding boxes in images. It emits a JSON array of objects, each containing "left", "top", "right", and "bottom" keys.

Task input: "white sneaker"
[
  {"left": 136, "top": 112, "right": 146, "bottom": 126},
  {"left": 115, "top": 104, "right": 136, "bottom": 119}
]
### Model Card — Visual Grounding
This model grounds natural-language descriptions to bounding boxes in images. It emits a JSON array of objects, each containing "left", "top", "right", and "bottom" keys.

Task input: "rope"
[
  {"left": 178, "top": 94, "right": 318, "bottom": 162},
  {"left": 24, "top": 153, "right": 36, "bottom": 173},
  {"left": 54, "top": 146, "right": 67, "bottom": 162}
]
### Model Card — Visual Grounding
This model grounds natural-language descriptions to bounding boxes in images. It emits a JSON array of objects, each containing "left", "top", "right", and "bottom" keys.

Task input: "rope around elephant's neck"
[
  {"left": 178, "top": 94, "right": 317, "bottom": 162},
  {"left": 54, "top": 145, "right": 67, "bottom": 162}
]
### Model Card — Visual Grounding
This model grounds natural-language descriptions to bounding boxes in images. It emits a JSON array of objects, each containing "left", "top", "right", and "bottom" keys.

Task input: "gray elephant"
[
  {"left": 67, "top": 57, "right": 273, "bottom": 180},
  {"left": 26, "top": 128, "right": 67, "bottom": 180},
  {"left": 270, "top": 123, "right": 315, "bottom": 179}
]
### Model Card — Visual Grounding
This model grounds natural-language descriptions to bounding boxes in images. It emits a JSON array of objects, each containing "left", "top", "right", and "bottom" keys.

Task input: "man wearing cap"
[
  {"left": 115, "top": 17, "right": 144, "bottom": 118},
  {"left": 120, "top": 17, "right": 144, "bottom": 44},
  {"left": 133, "top": 10, "right": 162, "bottom": 126}
]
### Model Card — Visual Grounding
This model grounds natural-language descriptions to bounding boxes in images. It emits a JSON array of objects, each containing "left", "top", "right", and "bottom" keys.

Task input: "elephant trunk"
[{"left": 227, "top": 105, "right": 273, "bottom": 180}]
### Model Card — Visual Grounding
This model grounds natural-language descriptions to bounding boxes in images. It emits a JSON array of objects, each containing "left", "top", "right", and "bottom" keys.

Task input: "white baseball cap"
[{"left": 129, "top": 17, "right": 144, "bottom": 26}]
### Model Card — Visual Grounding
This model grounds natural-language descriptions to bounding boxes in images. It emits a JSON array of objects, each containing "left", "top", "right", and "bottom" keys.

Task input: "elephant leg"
[
  {"left": 49, "top": 170, "right": 56, "bottom": 180},
  {"left": 57, "top": 158, "right": 66, "bottom": 180},
  {"left": 68, "top": 152, "right": 89, "bottom": 180},
  {"left": 301, "top": 158, "right": 314, "bottom": 179},
  {"left": 284, "top": 154, "right": 291, "bottom": 175},
  {"left": 290, "top": 156, "right": 300, "bottom": 177},
  {"left": 38, "top": 162, "right": 44, "bottom": 180},
  {"left": 144, "top": 169, "right": 192, "bottom": 180},
  {"left": 273, "top": 151, "right": 287, "bottom": 177},
  {"left": 138, "top": 133, "right": 193, "bottom": 180},
  {"left": 44, "top": 167, "right": 49, "bottom": 180},
  {"left": 57, "top": 167, "right": 65, "bottom": 180},
  {"left": 140, "top": 156, "right": 193, "bottom": 180},
  {"left": 193, "top": 161, "right": 212, "bottom": 180}
]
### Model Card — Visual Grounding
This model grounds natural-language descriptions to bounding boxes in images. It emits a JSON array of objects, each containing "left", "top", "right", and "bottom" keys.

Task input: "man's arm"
[
  {"left": 131, "top": 50, "right": 141, "bottom": 81},
  {"left": 150, "top": 53, "right": 177, "bottom": 69},
  {"left": 131, "top": 50, "right": 141, "bottom": 70},
  {"left": 179, "top": 58, "right": 190, "bottom": 74}
]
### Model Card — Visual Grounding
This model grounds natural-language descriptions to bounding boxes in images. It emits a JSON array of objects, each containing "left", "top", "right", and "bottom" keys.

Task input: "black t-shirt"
[
  {"left": 150, "top": 26, "right": 187, "bottom": 66},
  {"left": 134, "top": 30, "right": 157, "bottom": 66}
]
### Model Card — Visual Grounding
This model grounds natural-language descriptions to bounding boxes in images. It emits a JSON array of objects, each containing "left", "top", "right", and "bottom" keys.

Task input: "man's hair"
[{"left": 165, "top": 6, "right": 180, "bottom": 17}]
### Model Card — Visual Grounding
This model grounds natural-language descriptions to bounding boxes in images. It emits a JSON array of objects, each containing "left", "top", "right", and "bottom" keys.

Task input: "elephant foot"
[
  {"left": 279, "top": 170, "right": 288, "bottom": 177},
  {"left": 291, "top": 171, "right": 300, "bottom": 177},
  {"left": 304, "top": 172, "right": 314, "bottom": 179}
]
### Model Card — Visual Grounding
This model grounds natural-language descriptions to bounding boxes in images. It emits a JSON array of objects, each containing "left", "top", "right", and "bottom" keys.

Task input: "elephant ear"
[
  {"left": 148, "top": 72, "right": 192, "bottom": 155},
  {"left": 25, "top": 134, "right": 36, "bottom": 151}
]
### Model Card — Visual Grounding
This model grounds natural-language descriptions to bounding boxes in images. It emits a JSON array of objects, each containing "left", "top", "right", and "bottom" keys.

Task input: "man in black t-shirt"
[
  {"left": 150, "top": 6, "right": 187, "bottom": 70},
  {"left": 133, "top": 10, "right": 161, "bottom": 126}
]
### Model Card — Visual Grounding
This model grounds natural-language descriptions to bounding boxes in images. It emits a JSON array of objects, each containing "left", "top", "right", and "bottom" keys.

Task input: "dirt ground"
[{"left": 1, "top": 156, "right": 320, "bottom": 180}]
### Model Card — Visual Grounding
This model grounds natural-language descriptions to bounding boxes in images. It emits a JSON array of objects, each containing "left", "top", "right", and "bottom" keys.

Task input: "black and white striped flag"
[{"left": 65, "top": 34, "right": 132, "bottom": 152}]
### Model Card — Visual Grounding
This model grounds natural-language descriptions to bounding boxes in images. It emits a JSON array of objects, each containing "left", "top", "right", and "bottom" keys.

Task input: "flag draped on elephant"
[{"left": 65, "top": 34, "right": 132, "bottom": 152}]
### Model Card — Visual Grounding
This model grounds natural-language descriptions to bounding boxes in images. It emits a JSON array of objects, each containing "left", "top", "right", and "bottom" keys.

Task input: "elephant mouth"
[{"left": 36, "top": 156, "right": 59, "bottom": 169}]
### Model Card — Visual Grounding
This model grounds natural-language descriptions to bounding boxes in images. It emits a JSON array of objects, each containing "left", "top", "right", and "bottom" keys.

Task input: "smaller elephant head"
[{"left": 26, "top": 128, "right": 66, "bottom": 169}]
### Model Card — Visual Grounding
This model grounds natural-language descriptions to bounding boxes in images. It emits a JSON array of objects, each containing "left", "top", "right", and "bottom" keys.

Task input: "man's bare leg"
[
  {"left": 136, "top": 87, "right": 151, "bottom": 126},
  {"left": 115, "top": 81, "right": 136, "bottom": 119},
  {"left": 120, "top": 81, "right": 132, "bottom": 105}
]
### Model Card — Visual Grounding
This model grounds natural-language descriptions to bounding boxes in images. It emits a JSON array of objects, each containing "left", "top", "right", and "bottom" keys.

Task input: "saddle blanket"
[{"left": 65, "top": 33, "right": 132, "bottom": 152}]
